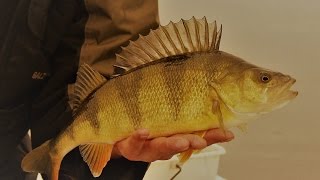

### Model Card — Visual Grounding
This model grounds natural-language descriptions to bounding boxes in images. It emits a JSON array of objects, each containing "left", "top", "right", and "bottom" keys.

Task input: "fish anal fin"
[
  {"left": 69, "top": 64, "right": 107, "bottom": 111},
  {"left": 79, "top": 144, "right": 113, "bottom": 177}
]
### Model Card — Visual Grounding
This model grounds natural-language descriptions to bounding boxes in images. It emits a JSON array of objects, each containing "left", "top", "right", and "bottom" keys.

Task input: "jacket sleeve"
[
  {"left": 0, "top": 0, "right": 72, "bottom": 178},
  {"left": 0, "top": 0, "right": 49, "bottom": 178}
]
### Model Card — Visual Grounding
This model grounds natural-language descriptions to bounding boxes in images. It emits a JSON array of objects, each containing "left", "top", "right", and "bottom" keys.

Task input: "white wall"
[{"left": 159, "top": 1, "right": 320, "bottom": 180}]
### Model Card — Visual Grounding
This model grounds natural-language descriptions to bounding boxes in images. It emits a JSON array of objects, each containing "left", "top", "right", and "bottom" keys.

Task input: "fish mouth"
[
  {"left": 276, "top": 78, "right": 298, "bottom": 102},
  {"left": 264, "top": 78, "right": 298, "bottom": 112},
  {"left": 286, "top": 78, "right": 298, "bottom": 97}
]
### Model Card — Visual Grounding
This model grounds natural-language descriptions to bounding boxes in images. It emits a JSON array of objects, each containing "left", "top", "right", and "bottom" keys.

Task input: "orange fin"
[
  {"left": 79, "top": 144, "right": 113, "bottom": 177},
  {"left": 178, "top": 150, "right": 193, "bottom": 165},
  {"left": 178, "top": 130, "right": 207, "bottom": 164},
  {"left": 193, "top": 131, "right": 207, "bottom": 154},
  {"left": 194, "top": 130, "right": 207, "bottom": 138}
]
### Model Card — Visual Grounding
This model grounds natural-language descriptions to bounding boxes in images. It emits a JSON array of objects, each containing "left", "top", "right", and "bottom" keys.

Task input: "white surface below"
[{"left": 143, "top": 144, "right": 226, "bottom": 180}]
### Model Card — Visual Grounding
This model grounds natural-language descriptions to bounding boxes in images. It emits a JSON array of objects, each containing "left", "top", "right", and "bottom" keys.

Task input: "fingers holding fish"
[
  {"left": 144, "top": 136, "right": 188, "bottom": 161},
  {"left": 204, "top": 128, "right": 234, "bottom": 145},
  {"left": 169, "top": 134, "right": 208, "bottom": 150},
  {"left": 152, "top": 135, "right": 206, "bottom": 161},
  {"left": 113, "top": 129, "right": 150, "bottom": 160},
  {"left": 112, "top": 125, "right": 234, "bottom": 163},
  {"left": 113, "top": 130, "right": 215, "bottom": 162},
  {"left": 114, "top": 132, "right": 189, "bottom": 162}
]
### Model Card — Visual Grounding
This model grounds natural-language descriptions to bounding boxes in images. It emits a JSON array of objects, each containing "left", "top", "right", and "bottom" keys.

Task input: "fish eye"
[{"left": 260, "top": 73, "right": 271, "bottom": 83}]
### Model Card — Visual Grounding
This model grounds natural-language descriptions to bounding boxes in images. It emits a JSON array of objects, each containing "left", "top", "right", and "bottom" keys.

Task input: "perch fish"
[{"left": 21, "top": 17, "right": 298, "bottom": 179}]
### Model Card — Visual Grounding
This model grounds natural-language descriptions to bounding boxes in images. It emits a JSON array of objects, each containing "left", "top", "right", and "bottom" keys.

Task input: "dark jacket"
[{"left": 0, "top": 0, "right": 159, "bottom": 179}]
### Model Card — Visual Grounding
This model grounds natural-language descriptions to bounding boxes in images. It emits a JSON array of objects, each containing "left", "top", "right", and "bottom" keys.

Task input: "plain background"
[{"left": 159, "top": 0, "right": 319, "bottom": 180}]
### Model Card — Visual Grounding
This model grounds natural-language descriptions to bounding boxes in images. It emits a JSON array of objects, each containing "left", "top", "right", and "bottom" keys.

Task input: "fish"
[{"left": 21, "top": 17, "right": 298, "bottom": 179}]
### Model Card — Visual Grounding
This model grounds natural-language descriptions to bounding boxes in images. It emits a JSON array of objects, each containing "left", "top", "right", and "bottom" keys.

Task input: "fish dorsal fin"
[
  {"left": 79, "top": 144, "right": 113, "bottom": 177},
  {"left": 115, "top": 16, "right": 222, "bottom": 71},
  {"left": 69, "top": 63, "right": 107, "bottom": 111}
]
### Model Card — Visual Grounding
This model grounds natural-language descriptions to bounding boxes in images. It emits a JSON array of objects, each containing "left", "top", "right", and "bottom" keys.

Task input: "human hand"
[{"left": 112, "top": 128, "right": 234, "bottom": 162}]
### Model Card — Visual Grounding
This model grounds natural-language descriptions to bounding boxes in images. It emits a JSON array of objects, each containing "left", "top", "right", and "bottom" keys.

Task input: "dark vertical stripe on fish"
[
  {"left": 163, "top": 55, "right": 189, "bottom": 120},
  {"left": 115, "top": 71, "right": 143, "bottom": 129},
  {"left": 77, "top": 96, "right": 100, "bottom": 133},
  {"left": 87, "top": 99, "right": 101, "bottom": 130}
]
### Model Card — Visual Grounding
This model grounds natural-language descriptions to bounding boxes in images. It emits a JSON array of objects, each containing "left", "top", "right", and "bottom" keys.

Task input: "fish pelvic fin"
[
  {"left": 115, "top": 17, "right": 222, "bottom": 71},
  {"left": 177, "top": 150, "right": 192, "bottom": 165},
  {"left": 79, "top": 144, "right": 113, "bottom": 177},
  {"left": 177, "top": 130, "right": 207, "bottom": 164},
  {"left": 21, "top": 139, "right": 62, "bottom": 180},
  {"left": 68, "top": 63, "right": 107, "bottom": 113}
]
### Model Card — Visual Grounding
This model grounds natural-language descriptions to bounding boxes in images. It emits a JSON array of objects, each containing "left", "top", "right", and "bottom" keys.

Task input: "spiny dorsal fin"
[
  {"left": 69, "top": 63, "right": 107, "bottom": 111},
  {"left": 115, "top": 16, "right": 222, "bottom": 71},
  {"left": 79, "top": 144, "right": 113, "bottom": 177}
]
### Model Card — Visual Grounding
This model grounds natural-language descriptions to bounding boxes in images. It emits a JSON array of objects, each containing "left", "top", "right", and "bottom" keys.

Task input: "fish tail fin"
[{"left": 21, "top": 139, "right": 62, "bottom": 180}]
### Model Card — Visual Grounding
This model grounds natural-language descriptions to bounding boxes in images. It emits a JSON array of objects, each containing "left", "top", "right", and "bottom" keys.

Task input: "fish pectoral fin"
[
  {"left": 79, "top": 144, "right": 113, "bottom": 177},
  {"left": 212, "top": 99, "right": 226, "bottom": 135},
  {"left": 177, "top": 130, "right": 207, "bottom": 164},
  {"left": 194, "top": 130, "right": 207, "bottom": 138}
]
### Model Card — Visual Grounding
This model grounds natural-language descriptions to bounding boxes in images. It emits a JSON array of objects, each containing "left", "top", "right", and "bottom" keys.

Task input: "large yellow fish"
[{"left": 21, "top": 17, "right": 298, "bottom": 179}]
